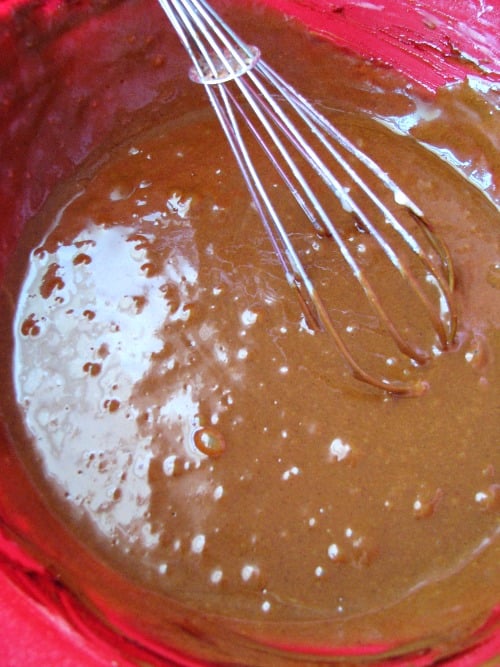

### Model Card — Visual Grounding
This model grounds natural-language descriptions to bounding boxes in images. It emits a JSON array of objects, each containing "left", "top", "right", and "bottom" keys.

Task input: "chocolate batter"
[{"left": 0, "top": 1, "right": 498, "bottom": 663}]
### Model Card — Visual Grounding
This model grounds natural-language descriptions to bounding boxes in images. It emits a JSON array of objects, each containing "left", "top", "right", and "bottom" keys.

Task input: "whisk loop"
[{"left": 158, "top": 0, "right": 457, "bottom": 396}]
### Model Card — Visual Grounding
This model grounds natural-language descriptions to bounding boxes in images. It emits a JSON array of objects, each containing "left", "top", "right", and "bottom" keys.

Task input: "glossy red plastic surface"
[
  {"left": 0, "top": 0, "right": 498, "bottom": 664},
  {"left": 263, "top": 0, "right": 500, "bottom": 88}
]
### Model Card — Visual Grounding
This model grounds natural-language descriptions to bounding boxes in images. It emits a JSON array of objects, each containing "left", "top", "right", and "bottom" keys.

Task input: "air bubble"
[
  {"left": 210, "top": 568, "right": 223, "bottom": 584},
  {"left": 328, "top": 543, "right": 340, "bottom": 560},
  {"left": 191, "top": 534, "right": 206, "bottom": 554},
  {"left": 329, "top": 437, "right": 351, "bottom": 462},
  {"left": 193, "top": 426, "right": 226, "bottom": 458},
  {"left": 241, "top": 308, "right": 258, "bottom": 326},
  {"left": 163, "top": 455, "right": 177, "bottom": 477},
  {"left": 241, "top": 564, "right": 259, "bottom": 582},
  {"left": 213, "top": 485, "right": 224, "bottom": 500}
]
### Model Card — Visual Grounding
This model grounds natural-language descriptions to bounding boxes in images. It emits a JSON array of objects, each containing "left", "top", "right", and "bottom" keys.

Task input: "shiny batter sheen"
[{"left": 5, "top": 2, "right": 500, "bottom": 658}]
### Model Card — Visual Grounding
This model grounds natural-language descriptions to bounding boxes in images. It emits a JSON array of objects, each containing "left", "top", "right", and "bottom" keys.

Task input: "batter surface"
[{"left": 1, "top": 1, "right": 499, "bottom": 662}]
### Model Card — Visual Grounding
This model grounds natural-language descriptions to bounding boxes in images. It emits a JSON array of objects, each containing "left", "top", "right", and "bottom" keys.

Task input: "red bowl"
[{"left": 0, "top": 0, "right": 498, "bottom": 665}]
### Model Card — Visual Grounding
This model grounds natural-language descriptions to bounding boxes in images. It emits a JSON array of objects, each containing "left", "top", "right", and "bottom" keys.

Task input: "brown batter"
[{"left": 0, "top": 1, "right": 499, "bottom": 663}]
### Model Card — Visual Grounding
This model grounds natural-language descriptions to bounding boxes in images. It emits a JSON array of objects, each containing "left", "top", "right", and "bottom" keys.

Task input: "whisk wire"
[
  {"left": 162, "top": 0, "right": 259, "bottom": 83},
  {"left": 225, "top": 65, "right": 454, "bottom": 364},
  {"left": 223, "top": 81, "right": 436, "bottom": 365},
  {"left": 196, "top": 88, "right": 400, "bottom": 393},
  {"left": 246, "top": 63, "right": 456, "bottom": 349},
  {"left": 159, "top": 0, "right": 457, "bottom": 395},
  {"left": 280, "top": 70, "right": 456, "bottom": 301}
]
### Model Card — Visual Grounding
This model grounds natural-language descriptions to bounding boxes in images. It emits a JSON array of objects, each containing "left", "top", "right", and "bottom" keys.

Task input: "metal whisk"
[{"left": 158, "top": 0, "right": 457, "bottom": 396}]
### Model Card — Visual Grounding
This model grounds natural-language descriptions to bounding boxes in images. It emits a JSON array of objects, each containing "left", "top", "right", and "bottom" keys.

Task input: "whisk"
[{"left": 157, "top": 0, "right": 457, "bottom": 396}]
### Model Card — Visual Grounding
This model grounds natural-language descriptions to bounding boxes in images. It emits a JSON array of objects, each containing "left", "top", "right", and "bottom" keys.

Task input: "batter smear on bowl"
[{"left": 0, "top": 1, "right": 499, "bottom": 664}]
